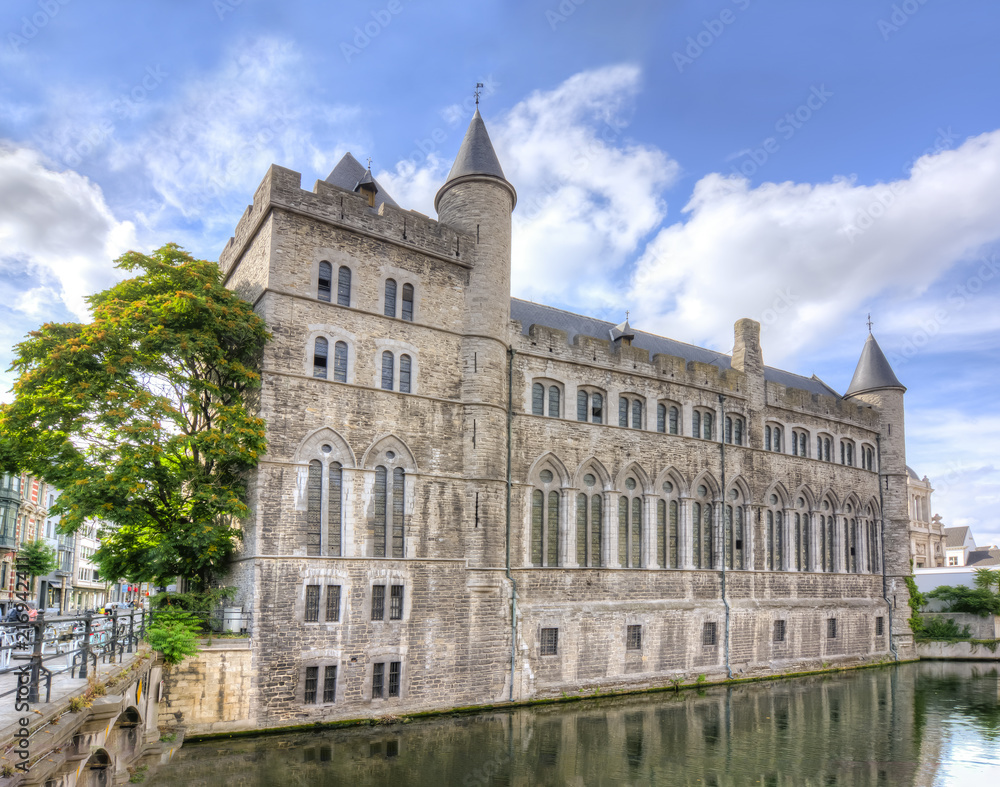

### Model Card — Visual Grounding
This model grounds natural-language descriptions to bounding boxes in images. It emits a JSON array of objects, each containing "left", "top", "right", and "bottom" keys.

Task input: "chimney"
[{"left": 731, "top": 318, "right": 762, "bottom": 374}]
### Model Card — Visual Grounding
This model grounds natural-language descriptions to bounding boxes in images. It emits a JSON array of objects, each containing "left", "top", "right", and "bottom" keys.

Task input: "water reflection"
[{"left": 148, "top": 662, "right": 1000, "bottom": 786}]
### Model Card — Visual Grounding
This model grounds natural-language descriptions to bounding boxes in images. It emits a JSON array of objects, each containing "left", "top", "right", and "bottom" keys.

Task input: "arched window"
[
  {"left": 766, "top": 495, "right": 783, "bottom": 571},
  {"left": 399, "top": 355, "right": 412, "bottom": 394},
  {"left": 725, "top": 416, "right": 745, "bottom": 445},
  {"left": 306, "top": 456, "right": 343, "bottom": 556},
  {"left": 823, "top": 510, "right": 836, "bottom": 572},
  {"left": 384, "top": 279, "right": 397, "bottom": 318},
  {"left": 817, "top": 435, "right": 832, "bottom": 462},
  {"left": 531, "top": 480, "right": 560, "bottom": 567},
  {"left": 657, "top": 403, "right": 666, "bottom": 433},
  {"left": 693, "top": 410, "right": 700, "bottom": 438},
  {"left": 401, "top": 283, "right": 414, "bottom": 322},
  {"left": 533, "top": 383, "right": 544, "bottom": 415},
  {"left": 692, "top": 485, "right": 714, "bottom": 569},
  {"left": 618, "top": 481, "right": 642, "bottom": 568},
  {"left": 765, "top": 425, "right": 771, "bottom": 451},
  {"left": 549, "top": 386, "right": 560, "bottom": 418},
  {"left": 318, "top": 261, "right": 332, "bottom": 302},
  {"left": 773, "top": 427, "right": 782, "bottom": 452},
  {"left": 619, "top": 397, "right": 628, "bottom": 427},
  {"left": 657, "top": 481, "right": 680, "bottom": 569},
  {"left": 577, "top": 390, "right": 604, "bottom": 423},
  {"left": 848, "top": 517, "right": 858, "bottom": 573},
  {"left": 313, "top": 337, "right": 328, "bottom": 379},
  {"left": 794, "top": 497, "right": 811, "bottom": 572},
  {"left": 841, "top": 441, "right": 854, "bottom": 467},
  {"left": 381, "top": 352, "right": 394, "bottom": 390},
  {"left": 724, "top": 501, "right": 744, "bottom": 570},
  {"left": 632, "top": 399, "right": 642, "bottom": 429},
  {"left": 693, "top": 409, "right": 714, "bottom": 440},
  {"left": 373, "top": 466, "right": 405, "bottom": 558},
  {"left": 337, "top": 266, "right": 351, "bottom": 307},
  {"left": 657, "top": 403, "right": 680, "bottom": 434},
  {"left": 333, "top": 341, "right": 348, "bottom": 383},
  {"left": 576, "top": 475, "right": 602, "bottom": 567},
  {"left": 669, "top": 405, "right": 679, "bottom": 435},
  {"left": 792, "top": 430, "right": 808, "bottom": 457}
]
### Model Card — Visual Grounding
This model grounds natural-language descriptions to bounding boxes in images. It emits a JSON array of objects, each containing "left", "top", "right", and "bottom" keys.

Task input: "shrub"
[
  {"left": 926, "top": 585, "right": 1000, "bottom": 617},
  {"left": 146, "top": 607, "right": 202, "bottom": 665},
  {"left": 919, "top": 617, "right": 972, "bottom": 641}
]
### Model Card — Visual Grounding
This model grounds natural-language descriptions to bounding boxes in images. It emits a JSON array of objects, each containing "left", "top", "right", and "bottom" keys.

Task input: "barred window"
[
  {"left": 326, "top": 585, "right": 341, "bottom": 622},
  {"left": 399, "top": 355, "right": 411, "bottom": 394},
  {"left": 372, "top": 662, "right": 384, "bottom": 698},
  {"left": 323, "top": 665, "right": 337, "bottom": 703},
  {"left": 333, "top": 341, "right": 348, "bottom": 383},
  {"left": 384, "top": 279, "right": 397, "bottom": 317},
  {"left": 381, "top": 352, "right": 394, "bottom": 390},
  {"left": 305, "top": 584, "right": 320, "bottom": 622},
  {"left": 703, "top": 622, "right": 717, "bottom": 646},
  {"left": 304, "top": 666, "right": 319, "bottom": 704},
  {"left": 827, "top": 618, "right": 838, "bottom": 639},
  {"left": 774, "top": 620, "right": 786, "bottom": 642},
  {"left": 626, "top": 624, "right": 642, "bottom": 651},
  {"left": 318, "top": 261, "right": 332, "bottom": 302},
  {"left": 313, "top": 337, "right": 328, "bottom": 379},
  {"left": 540, "top": 627, "right": 558, "bottom": 656},
  {"left": 390, "top": 585, "right": 404, "bottom": 620},
  {"left": 371, "top": 584, "right": 385, "bottom": 621},
  {"left": 876, "top": 616, "right": 884, "bottom": 636},
  {"left": 401, "top": 284, "right": 414, "bottom": 322},
  {"left": 337, "top": 266, "right": 351, "bottom": 306},
  {"left": 388, "top": 661, "right": 401, "bottom": 697}
]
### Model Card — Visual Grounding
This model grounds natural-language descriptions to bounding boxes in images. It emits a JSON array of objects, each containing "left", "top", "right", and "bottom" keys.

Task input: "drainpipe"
[
  {"left": 719, "top": 394, "right": 733, "bottom": 679},
  {"left": 505, "top": 347, "right": 518, "bottom": 701},
  {"left": 875, "top": 435, "right": 899, "bottom": 662}
]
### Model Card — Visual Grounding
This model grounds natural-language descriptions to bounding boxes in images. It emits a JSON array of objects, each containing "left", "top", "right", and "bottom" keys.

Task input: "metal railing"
[{"left": 0, "top": 607, "right": 148, "bottom": 704}]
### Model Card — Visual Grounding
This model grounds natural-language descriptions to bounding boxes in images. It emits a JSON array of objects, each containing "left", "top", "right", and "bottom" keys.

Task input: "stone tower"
[
  {"left": 435, "top": 110, "right": 517, "bottom": 566},
  {"left": 844, "top": 331, "right": 915, "bottom": 656}
]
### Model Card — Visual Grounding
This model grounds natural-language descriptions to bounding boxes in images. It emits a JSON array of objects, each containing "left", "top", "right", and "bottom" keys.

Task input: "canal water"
[{"left": 148, "top": 661, "right": 999, "bottom": 786}]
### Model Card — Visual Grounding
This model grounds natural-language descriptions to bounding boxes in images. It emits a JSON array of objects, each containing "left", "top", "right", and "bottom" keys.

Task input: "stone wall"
[{"left": 158, "top": 641, "right": 253, "bottom": 734}]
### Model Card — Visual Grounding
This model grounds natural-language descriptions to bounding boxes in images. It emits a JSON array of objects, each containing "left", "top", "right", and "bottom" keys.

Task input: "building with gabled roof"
[{"left": 215, "top": 108, "right": 916, "bottom": 731}]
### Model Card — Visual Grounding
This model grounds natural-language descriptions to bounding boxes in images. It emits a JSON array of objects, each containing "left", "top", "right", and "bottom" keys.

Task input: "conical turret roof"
[
  {"left": 845, "top": 333, "right": 905, "bottom": 397},
  {"left": 435, "top": 109, "right": 516, "bottom": 210}
]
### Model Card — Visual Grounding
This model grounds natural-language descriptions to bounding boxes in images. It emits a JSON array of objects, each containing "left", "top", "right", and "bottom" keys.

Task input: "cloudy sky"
[{"left": 2, "top": 0, "right": 999, "bottom": 547}]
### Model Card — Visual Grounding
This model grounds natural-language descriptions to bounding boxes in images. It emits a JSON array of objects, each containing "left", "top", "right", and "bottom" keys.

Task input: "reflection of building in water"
[
  {"left": 149, "top": 664, "right": 1000, "bottom": 787},
  {"left": 220, "top": 108, "right": 918, "bottom": 730}
]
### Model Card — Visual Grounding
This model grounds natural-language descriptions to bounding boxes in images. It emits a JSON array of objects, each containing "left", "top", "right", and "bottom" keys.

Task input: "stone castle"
[{"left": 219, "top": 109, "right": 915, "bottom": 728}]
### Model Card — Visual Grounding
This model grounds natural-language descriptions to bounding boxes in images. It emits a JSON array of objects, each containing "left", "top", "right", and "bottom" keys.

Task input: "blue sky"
[{"left": 2, "top": 0, "right": 999, "bottom": 547}]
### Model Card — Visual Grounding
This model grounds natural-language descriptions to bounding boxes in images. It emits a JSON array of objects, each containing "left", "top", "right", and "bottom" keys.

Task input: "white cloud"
[
  {"left": 378, "top": 64, "right": 681, "bottom": 312},
  {"left": 630, "top": 130, "right": 1000, "bottom": 364},
  {"left": 0, "top": 143, "right": 136, "bottom": 320}
]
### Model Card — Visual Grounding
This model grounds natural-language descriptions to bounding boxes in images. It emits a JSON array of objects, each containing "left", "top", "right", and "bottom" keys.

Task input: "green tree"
[
  {"left": 974, "top": 567, "right": 1000, "bottom": 593},
  {"left": 926, "top": 584, "right": 1000, "bottom": 617},
  {"left": 16, "top": 539, "right": 59, "bottom": 591},
  {"left": 0, "top": 244, "right": 269, "bottom": 590}
]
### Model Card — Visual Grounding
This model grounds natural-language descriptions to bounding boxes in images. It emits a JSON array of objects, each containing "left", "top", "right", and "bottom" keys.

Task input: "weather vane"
[
  {"left": 866, "top": 313, "right": 873, "bottom": 333},
  {"left": 366, "top": 156, "right": 373, "bottom": 170},
  {"left": 626, "top": 310, "right": 630, "bottom": 321},
  {"left": 474, "top": 82, "right": 484, "bottom": 106}
]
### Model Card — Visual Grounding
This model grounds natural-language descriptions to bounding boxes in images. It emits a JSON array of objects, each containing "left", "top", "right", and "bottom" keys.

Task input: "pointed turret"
[
  {"left": 434, "top": 109, "right": 516, "bottom": 212},
  {"left": 844, "top": 333, "right": 905, "bottom": 398}
]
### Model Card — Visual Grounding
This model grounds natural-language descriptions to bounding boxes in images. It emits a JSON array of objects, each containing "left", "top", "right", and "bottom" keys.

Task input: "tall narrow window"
[
  {"left": 531, "top": 487, "right": 560, "bottom": 567},
  {"left": 388, "top": 661, "right": 401, "bottom": 697},
  {"left": 399, "top": 355, "right": 412, "bottom": 394},
  {"left": 328, "top": 463, "right": 342, "bottom": 556},
  {"left": 306, "top": 461, "right": 322, "bottom": 556},
  {"left": 304, "top": 666, "right": 319, "bottom": 704},
  {"left": 632, "top": 399, "right": 642, "bottom": 429},
  {"left": 773, "top": 427, "right": 782, "bottom": 452},
  {"left": 318, "top": 261, "right": 332, "bottom": 302},
  {"left": 337, "top": 266, "right": 351, "bottom": 307},
  {"left": 669, "top": 500, "right": 679, "bottom": 569},
  {"left": 669, "top": 406, "right": 679, "bottom": 435},
  {"left": 333, "top": 341, "right": 348, "bottom": 383},
  {"left": 323, "top": 666, "right": 337, "bottom": 703},
  {"left": 533, "top": 383, "right": 545, "bottom": 416},
  {"left": 702, "top": 500, "right": 714, "bottom": 569},
  {"left": 372, "top": 662, "right": 385, "bottom": 698},
  {"left": 826, "top": 516, "right": 835, "bottom": 572},
  {"left": 548, "top": 386, "right": 560, "bottom": 418},
  {"left": 631, "top": 496, "right": 642, "bottom": 567},
  {"left": 577, "top": 391, "right": 588, "bottom": 421},
  {"left": 390, "top": 585, "right": 404, "bottom": 620},
  {"left": 313, "top": 337, "right": 328, "bottom": 379},
  {"left": 576, "top": 492, "right": 602, "bottom": 567},
  {"left": 657, "top": 500, "right": 667, "bottom": 568},
  {"left": 765, "top": 425, "right": 772, "bottom": 451},
  {"left": 619, "top": 397, "right": 628, "bottom": 427},
  {"left": 392, "top": 468, "right": 405, "bottom": 558},
  {"left": 794, "top": 513, "right": 802, "bottom": 570},
  {"left": 371, "top": 584, "right": 385, "bottom": 620},
  {"left": 305, "top": 585, "right": 320, "bottom": 622},
  {"left": 401, "top": 283, "right": 414, "bottom": 321},
  {"left": 657, "top": 404, "right": 666, "bottom": 433},
  {"left": 381, "top": 352, "right": 394, "bottom": 391},
  {"left": 591, "top": 393, "right": 603, "bottom": 424},
  {"left": 693, "top": 411, "right": 701, "bottom": 438},
  {"left": 799, "top": 432, "right": 807, "bottom": 457},
  {"left": 703, "top": 412, "right": 714, "bottom": 440},
  {"left": 374, "top": 467, "right": 387, "bottom": 557},
  {"left": 384, "top": 279, "right": 397, "bottom": 317},
  {"left": 734, "top": 417, "right": 744, "bottom": 446},
  {"left": 725, "top": 417, "right": 732, "bottom": 444},
  {"left": 692, "top": 502, "right": 702, "bottom": 569},
  {"left": 326, "top": 585, "right": 341, "bottom": 622}
]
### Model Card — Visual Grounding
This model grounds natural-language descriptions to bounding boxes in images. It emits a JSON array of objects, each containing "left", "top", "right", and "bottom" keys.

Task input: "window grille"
[
  {"left": 774, "top": 620, "right": 786, "bottom": 642},
  {"left": 703, "top": 622, "right": 717, "bottom": 646},
  {"left": 304, "top": 585, "right": 320, "bottom": 622},
  {"left": 337, "top": 266, "right": 351, "bottom": 306},
  {"left": 304, "top": 666, "right": 318, "bottom": 704},
  {"left": 371, "top": 585, "right": 385, "bottom": 621},
  {"left": 326, "top": 585, "right": 341, "bottom": 622},
  {"left": 384, "top": 279, "right": 397, "bottom": 317},
  {"left": 372, "top": 663, "right": 384, "bottom": 698},
  {"left": 876, "top": 616, "right": 884, "bottom": 636},
  {"left": 318, "top": 261, "right": 332, "bottom": 302},
  {"left": 390, "top": 584, "right": 404, "bottom": 620},
  {"left": 388, "top": 661, "right": 401, "bottom": 697},
  {"left": 323, "top": 665, "right": 337, "bottom": 703},
  {"left": 827, "top": 618, "right": 838, "bottom": 639},
  {"left": 540, "top": 628, "right": 558, "bottom": 655},
  {"left": 626, "top": 625, "right": 642, "bottom": 650}
]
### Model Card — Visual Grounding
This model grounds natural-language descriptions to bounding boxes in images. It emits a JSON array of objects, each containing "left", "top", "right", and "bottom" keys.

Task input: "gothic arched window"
[
  {"left": 306, "top": 454, "right": 343, "bottom": 556},
  {"left": 373, "top": 466, "right": 405, "bottom": 558},
  {"left": 531, "top": 473, "right": 560, "bottom": 567},
  {"left": 618, "top": 480, "right": 643, "bottom": 568},
  {"left": 576, "top": 473, "right": 603, "bottom": 567}
]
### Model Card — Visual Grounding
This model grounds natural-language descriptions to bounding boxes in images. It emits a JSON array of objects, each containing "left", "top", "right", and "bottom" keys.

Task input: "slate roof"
[
  {"left": 906, "top": 465, "right": 920, "bottom": 480},
  {"left": 967, "top": 549, "right": 1000, "bottom": 567},
  {"left": 845, "top": 333, "right": 905, "bottom": 397},
  {"left": 326, "top": 153, "right": 399, "bottom": 211},
  {"left": 945, "top": 526, "right": 971, "bottom": 548},
  {"left": 435, "top": 109, "right": 515, "bottom": 210},
  {"left": 510, "top": 299, "right": 840, "bottom": 399}
]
